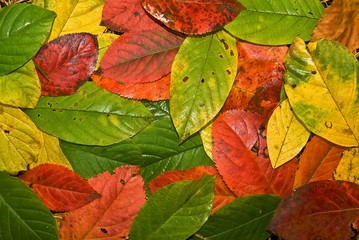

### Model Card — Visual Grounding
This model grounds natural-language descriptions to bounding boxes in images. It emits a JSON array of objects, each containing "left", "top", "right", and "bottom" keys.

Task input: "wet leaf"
[
  {"left": 268, "top": 180, "right": 359, "bottom": 240},
  {"left": 226, "top": 0, "right": 324, "bottom": 45},
  {"left": 171, "top": 31, "right": 237, "bottom": 141},
  {"left": 284, "top": 37, "right": 359, "bottom": 147},
  {"left": 142, "top": 0, "right": 242, "bottom": 35},
  {"left": 60, "top": 166, "right": 146, "bottom": 239},
  {"left": 335, "top": 148, "right": 359, "bottom": 184},
  {"left": 130, "top": 175, "right": 215, "bottom": 240},
  {"left": 20, "top": 164, "right": 99, "bottom": 212},
  {"left": 34, "top": 33, "right": 98, "bottom": 96},
  {"left": 0, "top": 4, "right": 55, "bottom": 75}
]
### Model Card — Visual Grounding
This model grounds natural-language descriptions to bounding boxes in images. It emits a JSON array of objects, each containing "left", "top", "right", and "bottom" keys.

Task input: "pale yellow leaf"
[
  {"left": 335, "top": 148, "right": 359, "bottom": 184},
  {"left": 0, "top": 105, "right": 41, "bottom": 174},
  {"left": 267, "top": 99, "right": 311, "bottom": 168},
  {"left": 96, "top": 33, "right": 119, "bottom": 69},
  {"left": 200, "top": 123, "right": 214, "bottom": 160}
]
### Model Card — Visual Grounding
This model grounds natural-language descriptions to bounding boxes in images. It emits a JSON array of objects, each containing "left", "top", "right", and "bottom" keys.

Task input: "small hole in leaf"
[
  {"left": 182, "top": 76, "right": 189, "bottom": 82},
  {"left": 311, "top": 70, "right": 317, "bottom": 74},
  {"left": 291, "top": 84, "right": 297, "bottom": 88},
  {"left": 132, "top": 174, "right": 137, "bottom": 177},
  {"left": 107, "top": 114, "right": 110, "bottom": 117},
  {"left": 201, "top": 78, "right": 205, "bottom": 83},
  {"left": 212, "top": 72, "right": 215, "bottom": 75},
  {"left": 226, "top": 70, "right": 231, "bottom": 75},
  {"left": 134, "top": 11, "right": 140, "bottom": 17},
  {"left": 73, "top": 117, "right": 77, "bottom": 120},
  {"left": 4, "top": 130, "right": 9, "bottom": 134},
  {"left": 37, "top": 114, "right": 41, "bottom": 117},
  {"left": 100, "top": 228, "right": 108, "bottom": 234},
  {"left": 120, "top": 179, "right": 125, "bottom": 185},
  {"left": 219, "top": 54, "right": 223, "bottom": 58}
]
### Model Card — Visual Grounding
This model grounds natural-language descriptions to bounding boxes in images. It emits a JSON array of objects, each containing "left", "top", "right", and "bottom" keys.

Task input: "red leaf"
[
  {"left": 91, "top": 73, "right": 170, "bottom": 101},
  {"left": 212, "top": 109, "right": 297, "bottom": 197},
  {"left": 59, "top": 166, "right": 146, "bottom": 239},
  {"left": 268, "top": 180, "right": 359, "bottom": 239},
  {"left": 34, "top": 33, "right": 98, "bottom": 96},
  {"left": 149, "top": 166, "right": 236, "bottom": 213},
  {"left": 141, "top": 0, "right": 243, "bottom": 35},
  {"left": 293, "top": 136, "right": 346, "bottom": 189},
  {"left": 19, "top": 164, "right": 99, "bottom": 212},
  {"left": 98, "top": 26, "right": 183, "bottom": 84},
  {"left": 102, "top": 0, "right": 156, "bottom": 33}
]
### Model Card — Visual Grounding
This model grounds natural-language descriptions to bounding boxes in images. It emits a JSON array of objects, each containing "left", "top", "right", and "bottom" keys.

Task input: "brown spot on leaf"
[
  {"left": 100, "top": 228, "right": 108, "bottom": 234},
  {"left": 182, "top": 76, "right": 189, "bottom": 82}
]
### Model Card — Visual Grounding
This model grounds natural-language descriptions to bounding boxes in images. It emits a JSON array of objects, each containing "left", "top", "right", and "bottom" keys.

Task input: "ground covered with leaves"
[{"left": 0, "top": 0, "right": 358, "bottom": 239}]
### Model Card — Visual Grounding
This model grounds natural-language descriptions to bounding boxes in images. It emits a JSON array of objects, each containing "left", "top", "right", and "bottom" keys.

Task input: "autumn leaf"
[
  {"left": 335, "top": 148, "right": 359, "bottom": 184},
  {"left": 141, "top": 0, "right": 242, "bottom": 35},
  {"left": 149, "top": 166, "right": 236, "bottom": 213},
  {"left": 96, "top": 33, "right": 119, "bottom": 69},
  {"left": 20, "top": 164, "right": 99, "bottom": 212},
  {"left": 268, "top": 180, "right": 359, "bottom": 239},
  {"left": 284, "top": 37, "right": 359, "bottom": 147},
  {"left": 312, "top": 0, "right": 359, "bottom": 55},
  {"left": 60, "top": 166, "right": 146, "bottom": 239},
  {"left": 98, "top": 26, "right": 183, "bottom": 84},
  {"left": 294, "top": 136, "right": 346, "bottom": 189},
  {"left": 33, "top": 33, "right": 98, "bottom": 96}
]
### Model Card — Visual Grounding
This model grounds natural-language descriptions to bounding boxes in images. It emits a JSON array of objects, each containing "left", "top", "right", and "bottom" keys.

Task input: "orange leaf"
[
  {"left": 149, "top": 166, "right": 236, "bottom": 213},
  {"left": 59, "top": 166, "right": 146, "bottom": 239},
  {"left": 19, "top": 164, "right": 99, "bottom": 212},
  {"left": 293, "top": 136, "right": 346, "bottom": 189}
]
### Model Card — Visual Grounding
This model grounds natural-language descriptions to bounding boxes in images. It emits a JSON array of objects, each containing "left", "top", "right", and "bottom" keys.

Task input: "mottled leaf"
[{"left": 335, "top": 148, "right": 359, "bottom": 184}]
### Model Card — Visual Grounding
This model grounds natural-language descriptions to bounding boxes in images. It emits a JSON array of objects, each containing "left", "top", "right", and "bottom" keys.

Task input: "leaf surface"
[
  {"left": 34, "top": 33, "right": 98, "bottom": 96},
  {"left": 225, "top": 0, "right": 324, "bottom": 45},
  {"left": 267, "top": 99, "right": 310, "bottom": 168},
  {"left": 268, "top": 180, "right": 359, "bottom": 239},
  {"left": 171, "top": 31, "right": 237, "bottom": 141},
  {"left": 284, "top": 37, "right": 359, "bottom": 146},
  {"left": 0, "top": 4, "right": 55, "bottom": 75},
  {"left": 130, "top": 175, "right": 215, "bottom": 240},
  {"left": 197, "top": 194, "right": 281, "bottom": 240},
  {"left": 60, "top": 166, "right": 146, "bottom": 239},
  {"left": 25, "top": 82, "right": 153, "bottom": 146},
  {"left": 0, "top": 172, "right": 58, "bottom": 240},
  {"left": 98, "top": 27, "right": 183, "bottom": 84},
  {"left": 335, "top": 148, "right": 359, "bottom": 184},
  {"left": 20, "top": 164, "right": 98, "bottom": 212},
  {"left": 0, "top": 105, "right": 41, "bottom": 175}
]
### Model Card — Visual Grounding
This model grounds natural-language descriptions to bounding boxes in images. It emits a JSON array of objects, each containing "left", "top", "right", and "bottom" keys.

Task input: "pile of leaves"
[{"left": 0, "top": 0, "right": 358, "bottom": 239}]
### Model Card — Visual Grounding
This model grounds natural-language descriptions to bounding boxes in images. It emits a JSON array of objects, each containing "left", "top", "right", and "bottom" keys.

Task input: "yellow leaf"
[
  {"left": 200, "top": 123, "right": 214, "bottom": 160},
  {"left": 334, "top": 148, "right": 359, "bottom": 184},
  {"left": 43, "top": 0, "right": 106, "bottom": 40},
  {"left": 0, "top": 61, "right": 41, "bottom": 108},
  {"left": 267, "top": 99, "right": 310, "bottom": 168},
  {"left": 0, "top": 105, "right": 41, "bottom": 174},
  {"left": 96, "top": 33, "right": 119, "bottom": 69}
]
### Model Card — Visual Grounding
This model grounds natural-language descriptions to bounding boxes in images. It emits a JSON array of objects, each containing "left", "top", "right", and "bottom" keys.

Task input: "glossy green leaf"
[
  {"left": 170, "top": 30, "right": 237, "bottom": 141},
  {"left": 130, "top": 175, "right": 215, "bottom": 240},
  {"left": 197, "top": 194, "right": 281, "bottom": 240},
  {"left": 0, "top": 4, "right": 55, "bottom": 75},
  {"left": 225, "top": 0, "right": 323, "bottom": 45},
  {"left": 0, "top": 171, "right": 58, "bottom": 240},
  {"left": 284, "top": 37, "right": 359, "bottom": 147},
  {"left": 25, "top": 82, "right": 153, "bottom": 146},
  {"left": 0, "top": 61, "right": 40, "bottom": 108}
]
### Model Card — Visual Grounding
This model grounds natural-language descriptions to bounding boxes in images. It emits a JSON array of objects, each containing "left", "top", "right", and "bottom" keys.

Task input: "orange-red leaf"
[
  {"left": 33, "top": 33, "right": 98, "bottom": 96},
  {"left": 149, "top": 166, "right": 236, "bottom": 213},
  {"left": 268, "top": 180, "right": 359, "bottom": 239},
  {"left": 19, "top": 164, "right": 99, "bottom": 212},
  {"left": 293, "top": 136, "right": 346, "bottom": 189},
  {"left": 141, "top": 0, "right": 243, "bottom": 35},
  {"left": 212, "top": 109, "right": 297, "bottom": 197},
  {"left": 91, "top": 73, "right": 170, "bottom": 101},
  {"left": 59, "top": 166, "right": 146, "bottom": 239}
]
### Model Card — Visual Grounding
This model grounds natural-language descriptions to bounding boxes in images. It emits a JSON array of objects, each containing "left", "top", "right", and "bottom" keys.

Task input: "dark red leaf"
[
  {"left": 268, "top": 180, "right": 359, "bottom": 240},
  {"left": 34, "top": 33, "right": 98, "bottom": 96},
  {"left": 20, "top": 164, "right": 99, "bottom": 212},
  {"left": 98, "top": 26, "right": 183, "bottom": 84},
  {"left": 141, "top": 0, "right": 243, "bottom": 35},
  {"left": 212, "top": 109, "right": 297, "bottom": 197}
]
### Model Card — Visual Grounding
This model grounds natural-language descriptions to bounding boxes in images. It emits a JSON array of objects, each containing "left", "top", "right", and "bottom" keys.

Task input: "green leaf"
[
  {"left": 60, "top": 139, "right": 144, "bottom": 179},
  {"left": 284, "top": 37, "right": 359, "bottom": 147},
  {"left": 196, "top": 194, "right": 281, "bottom": 240},
  {"left": 143, "top": 100, "right": 170, "bottom": 118},
  {"left": 0, "top": 171, "right": 58, "bottom": 240},
  {"left": 132, "top": 117, "right": 214, "bottom": 182},
  {"left": 170, "top": 30, "right": 237, "bottom": 141},
  {"left": 0, "top": 4, "right": 56, "bottom": 75},
  {"left": 130, "top": 175, "right": 215, "bottom": 240},
  {"left": 25, "top": 82, "right": 153, "bottom": 146},
  {"left": 225, "top": 0, "right": 324, "bottom": 45},
  {"left": 0, "top": 61, "right": 41, "bottom": 108}
]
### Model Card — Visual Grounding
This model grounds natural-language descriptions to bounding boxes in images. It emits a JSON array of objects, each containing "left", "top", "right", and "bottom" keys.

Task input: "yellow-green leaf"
[
  {"left": 0, "top": 61, "right": 41, "bottom": 108},
  {"left": 284, "top": 37, "right": 359, "bottom": 147},
  {"left": 335, "top": 148, "right": 359, "bottom": 184},
  {"left": 0, "top": 105, "right": 41, "bottom": 174},
  {"left": 96, "top": 33, "right": 118, "bottom": 69},
  {"left": 267, "top": 99, "right": 310, "bottom": 168},
  {"left": 200, "top": 123, "right": 214, "bottom": 160},
  {"left": 43, "top": 0, "right": 106, "bottom": 40}
]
